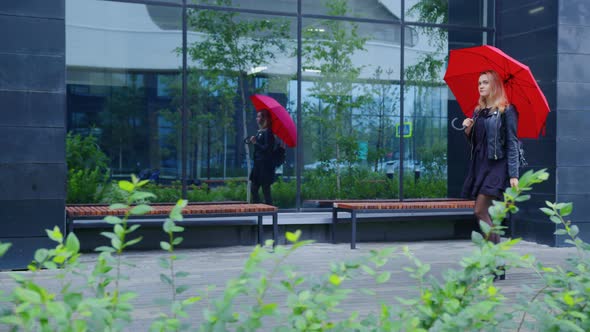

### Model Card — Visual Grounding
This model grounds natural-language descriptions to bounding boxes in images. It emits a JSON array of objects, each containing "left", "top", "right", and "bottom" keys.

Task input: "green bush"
[
  {"left": 271, "top": 178, "right": 296, "bottom": 208},
  {"left": 66, "top": 132, "right": 110, "bottom": 203},
  {"left": 215, "top": 179, "right": 248, "bottom": 202},
  {"left": 4, "top": 169, "right": 590, "bottom": 331},
  {"left": 403, "top": 174, "right": 447, "bottom": 198}
]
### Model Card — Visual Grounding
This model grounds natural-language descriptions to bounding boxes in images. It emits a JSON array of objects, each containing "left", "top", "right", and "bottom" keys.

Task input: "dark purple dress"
[{"left": 462, "top": 108, "right": 509, "bottom": 199}]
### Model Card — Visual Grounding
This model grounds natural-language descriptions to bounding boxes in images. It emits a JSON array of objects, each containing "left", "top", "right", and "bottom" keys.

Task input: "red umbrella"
[
  {"left": 249, "top": 94, "right": 297, "bottom": 147},
  {"left": 444, "top": 45, "right": 550, "bottom": 139}
]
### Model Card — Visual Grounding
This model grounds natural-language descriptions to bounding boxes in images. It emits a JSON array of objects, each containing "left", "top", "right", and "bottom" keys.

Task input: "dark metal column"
[{"left": 181, "top": 0, "right": 188, "bottom": 198}]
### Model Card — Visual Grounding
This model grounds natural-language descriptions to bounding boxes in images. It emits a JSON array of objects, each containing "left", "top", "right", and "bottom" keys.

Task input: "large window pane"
[
  {"left": 303, "top": 0, "right": 400, "bottom": 21},
  {"left": 301, "top": 17, "right": 400, "bottom": 201},
  {"left": 186, "top": 9, "right": 297, "bottom": 207},
  {"left": 403, "top": 26, "right": 483, "bottom": 199},
  {"left": 191, "top": 0, "right": 297, "bottom": 13},
  {"left": 66, "top": 0, "right": 182, "bottom": 202},
  {"left": 402, "top": 26, "right": 449, "bottom": 199}
]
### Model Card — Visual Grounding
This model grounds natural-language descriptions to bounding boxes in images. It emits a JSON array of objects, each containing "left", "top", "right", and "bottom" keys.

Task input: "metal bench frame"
[{"left": 66, "top": 204, "right": 279, "bottom": 247}]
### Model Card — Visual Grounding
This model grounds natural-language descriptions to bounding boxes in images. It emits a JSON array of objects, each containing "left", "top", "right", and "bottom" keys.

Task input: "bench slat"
[
  {"left": 66, "top": 203, "right": 277, "bottom": 218},
  {"left": 335, "top": 201, "right": 475, "bottom": 210}
]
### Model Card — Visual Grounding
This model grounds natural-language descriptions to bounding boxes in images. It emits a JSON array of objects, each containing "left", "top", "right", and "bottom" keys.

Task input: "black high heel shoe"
[{"left": 493, "top": 265, "right": 506, "bottom": 282}]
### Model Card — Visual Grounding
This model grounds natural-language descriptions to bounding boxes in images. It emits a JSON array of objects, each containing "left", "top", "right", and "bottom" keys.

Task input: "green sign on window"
[{"left": 395, "top": 122, "right": 413, "bottom": 138}]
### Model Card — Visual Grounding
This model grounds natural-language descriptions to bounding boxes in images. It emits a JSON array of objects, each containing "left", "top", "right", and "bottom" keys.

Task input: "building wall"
[
  {"left": 496, "top": 0, "right": 558, "bottom": 245},
  {"left": 0, "top": 1, "right": 66, "bottom": 269},
  {"left": 556, "top": 0, "right": 590, "bottom": 245},
  {"left": 496, "top": 0, "right": 590, "bottom": 246}
]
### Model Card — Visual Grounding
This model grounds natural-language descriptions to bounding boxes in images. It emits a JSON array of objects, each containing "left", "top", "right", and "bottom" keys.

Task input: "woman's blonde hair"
[
  {"left": 477, "top": 70, "right": 510, "bottom": 113},
  {"left": 259, "top": 109, "right": 271, "bottom": 129}
]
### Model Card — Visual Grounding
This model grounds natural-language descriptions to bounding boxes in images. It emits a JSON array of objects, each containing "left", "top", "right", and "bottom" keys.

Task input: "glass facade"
[{"left": 65, "top": 0, "right": 494, "bottom": 208}]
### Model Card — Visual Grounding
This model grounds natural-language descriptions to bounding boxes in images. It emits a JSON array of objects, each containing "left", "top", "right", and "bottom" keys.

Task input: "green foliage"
[
  {"left": 66, "top": 132, "right": 110, "bottom": 203},
  {"left": 517, "top": 200, "right": 590, "bottom": 331},
  {"left": 408, "top": 0, "right": 449, "bottom": 25},
  {"left": 302, "top": 168, "right": 400, "bottom": 200},
  {"left": 214, "top": 179, "right": 248, "bottom": 202},
  {"left": 271, "top": 178, "right": 297, "bottom": 208},
  {"left": 0, "top": 242, "right": 10, "bottom": 257},
  {"left": 406, "top": 0, "right": 448, "bottom": 61},
  {"left": 302, "top": 166, "right": 446, "bottom": 201},
  {"left": 417, "top": 142, "right": 447, "bottom": 179},
  {"left": 185, "top": 0, "right": 290, "bottom": 202},
  {"left": 151, "top": 199, "right": 202, "bottom": 332},
  {"left": 67, "top": 168, "right": 110, "bottom": 204},
  {"left": 66, "top": 132, "right": 109, "bottom": 171},
  {"left": 301, "top": 0, "right": 370, "bottom": 195},
  {"left": 101, "top": 74, "right": 148, "bottom": 172},
  {"left": 6, "top": 168, "right": 590, "bottom": 331},
  {"left": 403, "top": 174, "right": 447, "bottom": 198},
  {"left": 0, "top": 175, "right": 195, "bottom": 331},
  {"left": 363, "top": 66, "right": 399, "bottom": 172},
  {"left": 143, "top": 183, "right": 183, "bottom": 203}
]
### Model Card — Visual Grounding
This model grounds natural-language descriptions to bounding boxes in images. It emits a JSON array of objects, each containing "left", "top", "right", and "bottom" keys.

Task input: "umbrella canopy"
[
  {"left": 249, "top": 94, "right": 297, "bottom": 147},
  {"left": 444, "top": 45, "right": 550, "bottom": 139}
]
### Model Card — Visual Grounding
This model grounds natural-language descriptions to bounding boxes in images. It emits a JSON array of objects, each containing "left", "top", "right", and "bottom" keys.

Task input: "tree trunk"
[
  {"left": 335, "top": 142, "right": 341, "bottom": 197},
  {"left": 239, "top": 74, "right": 252, "bottom": 203},
  {"left": 197, "top": 125, "right": 203, "bottom": 180}
]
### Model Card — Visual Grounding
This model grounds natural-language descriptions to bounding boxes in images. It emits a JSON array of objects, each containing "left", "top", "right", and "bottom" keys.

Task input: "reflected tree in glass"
[
  {"left": 363, "top": 66, "right": 399, "bottom": 172},
  {"left": 407, "top": 0, "right": 449, "bottom": 25},
  {"left": 405, "top": 0, "right": 448, "bottom": 84},
  {"left": 186, "top": 0, "right": 290, "bottom": 200},
  {"left": 101, "top": 74, "right": 148, "bottom": 173},
  {"left": 301, "top": 0, "right": 370, "bottom": 196},
  {"left": 404, "top": 2, "right": 449, "bottom": 196}
]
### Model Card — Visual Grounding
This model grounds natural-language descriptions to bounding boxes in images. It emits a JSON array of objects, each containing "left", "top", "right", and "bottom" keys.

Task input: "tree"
[
  {"left": 100, "top": 74, "right": 148, "bottom": 172},
  {"left": 363, "top": 66, "right": 399, "bottom": 172},
  {"left": 159, "top": 70, "right": 236, "bottom": 180},
  {"left": 301, "top": 0, "right": 370, "bottom": 195},
  {"left": 404, "top": 0, "right": 449, "bottom": 173},
  {"left": 186, "top": 0, "right": 290, "bottom": 201}
]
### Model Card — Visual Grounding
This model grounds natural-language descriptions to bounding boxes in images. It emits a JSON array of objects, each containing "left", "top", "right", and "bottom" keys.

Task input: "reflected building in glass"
[{"left": 65, "top": 0, "right": 489, "bottom": 205}]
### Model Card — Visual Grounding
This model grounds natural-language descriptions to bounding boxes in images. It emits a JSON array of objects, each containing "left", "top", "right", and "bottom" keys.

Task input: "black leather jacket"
[
  {"left": 468, "top": 105, "right": 520, "bottom": 178},
  {"left": 253, "top": 128, "right": 274, "bottom": 161}
]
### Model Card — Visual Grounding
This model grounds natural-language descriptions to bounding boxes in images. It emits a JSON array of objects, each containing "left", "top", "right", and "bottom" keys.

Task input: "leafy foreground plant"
[
  {"left": 2, "top": 168, "right": 590, "bottom": 331},
  {"left": 150, "top": 199, "right": 202, "bottom": 332},
  {"left": 0, "top": 176, "right": 182, "bottom": 331},
  {"left": 516, "top": 201, "right": 590, "bottom": 332},
  {"left": 195, "top": 171, "right": 559, "bottom": 331},
  {"left": 199, "top": 230, "right": 397, "bottom": 331}
]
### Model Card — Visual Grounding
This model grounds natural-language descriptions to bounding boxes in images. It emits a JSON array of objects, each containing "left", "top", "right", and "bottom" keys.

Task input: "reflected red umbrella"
[
  {"left": 249, "top": 94, "right": 297, "bottom": 147},
  {"left": 444, "top": 45, "right": 550, "bottom": 139}
]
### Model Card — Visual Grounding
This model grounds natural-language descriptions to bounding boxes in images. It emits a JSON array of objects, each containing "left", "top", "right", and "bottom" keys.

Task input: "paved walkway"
[{"left": 0, "top": 239, "right": 576, "bottom": 330}]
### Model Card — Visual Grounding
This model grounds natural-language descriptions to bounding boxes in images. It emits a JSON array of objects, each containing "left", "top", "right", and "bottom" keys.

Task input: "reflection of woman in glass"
[
  {"left": 248, "top": 110, "right": 275, "bottom": 205},
  {"left": 461, "top": 70, "right": 520, "bottom": 245}
]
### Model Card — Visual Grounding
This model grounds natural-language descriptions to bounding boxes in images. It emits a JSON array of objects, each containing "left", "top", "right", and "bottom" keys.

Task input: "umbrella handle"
[{"left": 450, "top": 117, "right": 466, "bottom": 131}]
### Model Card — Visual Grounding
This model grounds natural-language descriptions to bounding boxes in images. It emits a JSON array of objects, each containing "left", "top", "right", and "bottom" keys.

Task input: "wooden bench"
[
  {"left": 331, "top": 200, "right": 475, "bottom": 249},
  {"left": 306, "top": 198, "right": 466, "bottom": 209},
  {"left": 66, "top": 203, "right": 278, "bottom": 246}
]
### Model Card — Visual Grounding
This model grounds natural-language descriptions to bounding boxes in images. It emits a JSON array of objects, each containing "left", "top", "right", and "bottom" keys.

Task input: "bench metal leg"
[
  {"left": 331, "top": 208, "right": 337, "bottom": 244},
  {"left": 257, "top": 215, "right": 263, "bottom": 245},
  {"left": 272, "top": 213, "right": 278, "bottom": 247},
  {"left": 351, "top": 211, "right": 357, "bottom": 249},
  {"left": 66, "top": 216, "right": 72, "bottom": 235}
]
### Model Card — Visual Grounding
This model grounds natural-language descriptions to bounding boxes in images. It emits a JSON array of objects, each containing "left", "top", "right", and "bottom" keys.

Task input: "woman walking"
[
  {"left": 247, "top": 110, "right": 275, "bottom": 205},
  {"left": 461, "top": 70, "right": 520, "bottom": 245}
]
